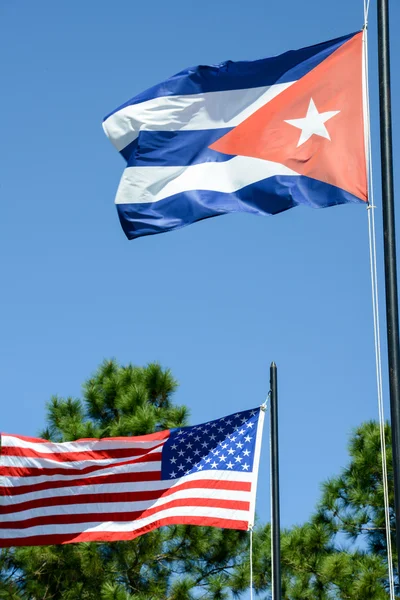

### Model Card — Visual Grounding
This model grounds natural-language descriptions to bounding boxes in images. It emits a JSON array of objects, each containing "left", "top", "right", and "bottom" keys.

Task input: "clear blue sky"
[{"left": 1, "top": 0, "right": 399, "bottom": 543}]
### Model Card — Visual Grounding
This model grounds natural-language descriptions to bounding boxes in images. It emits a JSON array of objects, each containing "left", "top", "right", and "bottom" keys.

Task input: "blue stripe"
[
  {"left": 116, "top": 176, "right": 364, "bottom": 240},
  {"left": 104, "top": 32, "right": 358, "bottom": 119},
  {"left": 125, "top": 129, "right": 233, "bottom": 167}
]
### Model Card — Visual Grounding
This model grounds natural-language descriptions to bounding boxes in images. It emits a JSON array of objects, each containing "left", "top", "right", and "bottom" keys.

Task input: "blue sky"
[{"left": 1, "top": 0, "right": 399, "bottom": 549}]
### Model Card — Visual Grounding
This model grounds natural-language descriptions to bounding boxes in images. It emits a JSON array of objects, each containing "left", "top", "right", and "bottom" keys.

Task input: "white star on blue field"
[{"left": 161, "top": 408, "right": 260, "bottom": 479}]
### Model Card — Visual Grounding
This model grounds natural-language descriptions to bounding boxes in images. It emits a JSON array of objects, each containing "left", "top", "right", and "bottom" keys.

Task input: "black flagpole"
[
  {"left": 377, "top": 0, "right": 400, "bottom": 577},
  {"left": 270, "top": 362, "right": 282, "bottom": 600}
]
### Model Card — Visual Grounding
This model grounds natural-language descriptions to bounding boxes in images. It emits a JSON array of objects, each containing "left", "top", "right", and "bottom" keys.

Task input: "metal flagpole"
[
  {"left": 270, "top": 362, "right": 282, "bottom": 600},
  {"left": 377, "top": 0, "right": 400, "bottom": 577}
]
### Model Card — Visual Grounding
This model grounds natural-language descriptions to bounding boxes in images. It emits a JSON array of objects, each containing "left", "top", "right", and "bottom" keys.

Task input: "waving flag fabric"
[
  {"left": 0, "top": 407, "right": 264, "bottom": 547},
  {"left": 103, "top": 32, "right": 367, "bottom": 239}
]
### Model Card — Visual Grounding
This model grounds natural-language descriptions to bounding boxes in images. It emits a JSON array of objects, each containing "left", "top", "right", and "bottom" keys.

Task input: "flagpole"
[
  {"left": 270, "top": 362, "right": 282, "bottom": 600},
  {"left": 377, "top": 0, "right": 400, "bottom": 576}
]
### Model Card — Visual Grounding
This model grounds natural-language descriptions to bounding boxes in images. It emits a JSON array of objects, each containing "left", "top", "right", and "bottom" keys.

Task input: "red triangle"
[{"left": 211, "top": 33, "right": 367, "bottom": 202}]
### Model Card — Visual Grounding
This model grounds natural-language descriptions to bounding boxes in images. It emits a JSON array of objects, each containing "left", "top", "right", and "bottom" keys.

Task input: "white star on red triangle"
[{"left": 284, "top": 98, "right": 340, "bottom": 147}]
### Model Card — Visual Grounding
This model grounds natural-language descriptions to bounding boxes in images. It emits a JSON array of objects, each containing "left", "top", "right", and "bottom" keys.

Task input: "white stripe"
[
  {"left": 1, "top": 488, "right": 251, "bottom": 522},
  {"left": 0, "top": 505, "right": 248, "bottom": 539},
  {"left": 1, "top": 446, "right": 161, "bottom": 470},
  {"left": 1, "top": 436, "right": 165, "bottom": 453},
  {"left": 103, "top": 82, "right": 295, "bottom": 152},
  {"left": 0, "top": 468, "right": 252, "bottom": 497},
  {"left": 115, "top": 156, "right": 298, "bottom": 205}
]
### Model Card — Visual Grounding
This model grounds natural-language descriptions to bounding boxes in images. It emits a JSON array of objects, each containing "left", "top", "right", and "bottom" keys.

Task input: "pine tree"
[
  {"left": 316, "top": 420, "right": 395, "bottom": 561},
  {"left": 229, "top": 421, "right": 396, "bottom": 599}
]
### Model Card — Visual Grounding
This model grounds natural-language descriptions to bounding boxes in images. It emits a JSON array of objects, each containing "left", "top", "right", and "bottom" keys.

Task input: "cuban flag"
[{"left": 103, "top": 31, "right": 367, "bottom": 240}]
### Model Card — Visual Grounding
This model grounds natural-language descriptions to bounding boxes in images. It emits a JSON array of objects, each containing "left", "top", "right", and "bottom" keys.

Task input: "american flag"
[{"left": 0, "top": 406, "right": 265, "bottom": 547}]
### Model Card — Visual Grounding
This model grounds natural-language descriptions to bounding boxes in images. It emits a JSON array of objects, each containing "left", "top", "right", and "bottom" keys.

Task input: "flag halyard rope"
[
  {"left": 363, "top": 0, "right": 371, "bottom": 29},
  {"left": 249, "top": 526, "right": 254, "bottom": 600}
]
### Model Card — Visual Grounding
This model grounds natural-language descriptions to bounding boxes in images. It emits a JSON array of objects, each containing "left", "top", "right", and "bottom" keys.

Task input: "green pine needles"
[{"left": 41, "top": 360, "right": 186, "bottom": 442}]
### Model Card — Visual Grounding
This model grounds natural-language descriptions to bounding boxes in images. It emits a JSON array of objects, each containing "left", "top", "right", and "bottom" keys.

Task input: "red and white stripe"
[{"left": 0, "top": 415, "right": 264, "bottom": 547}]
